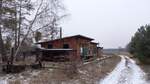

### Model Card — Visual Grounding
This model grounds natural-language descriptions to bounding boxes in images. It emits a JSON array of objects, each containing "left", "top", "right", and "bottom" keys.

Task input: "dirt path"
[{"left": 99, "top": 55, "right": 149, "bottom": 84}]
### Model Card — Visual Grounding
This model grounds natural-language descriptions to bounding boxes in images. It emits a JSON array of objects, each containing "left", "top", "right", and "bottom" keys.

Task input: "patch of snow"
[
  {"left": 49, "top": 69, "right": 54, "bottom": 72},
  {"left": 0, "top": 75, "right": 10, "bottom": 84},
  {"left": 0, "top": 70, "right": 41, "bottom": 84},
  {"left": 31, "top": 71, "right": 40, "bottom": 76},
  {"left": 78, "top": 69, "right": 87, "bottom": 74},
  {"left": 84, "top": 62, "right": 91, "bottom": 65},
  {"left": 99, "top": 55, "right": 149, "bottom": 84},
  {"left": 0, "top": 79, "right": 7, "bottom": 84}
]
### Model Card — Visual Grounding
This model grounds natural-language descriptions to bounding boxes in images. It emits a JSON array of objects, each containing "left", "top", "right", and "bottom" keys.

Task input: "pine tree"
[{"left": 128, "top": 25, "right": 150, "bottom": 63}]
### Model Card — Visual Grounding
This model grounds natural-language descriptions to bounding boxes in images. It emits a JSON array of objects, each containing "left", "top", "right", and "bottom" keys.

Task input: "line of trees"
[
  {"left": 127, "top": 25, "right": 150, "bottom": 64},
  {"left": 0, "top": 0, "right": 66, "bottom": 64}
]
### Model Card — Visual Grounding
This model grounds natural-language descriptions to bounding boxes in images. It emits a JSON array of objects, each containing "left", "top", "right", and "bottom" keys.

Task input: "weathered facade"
[{"left": 37, "top": 35, "right": 102, "bottom": 62}]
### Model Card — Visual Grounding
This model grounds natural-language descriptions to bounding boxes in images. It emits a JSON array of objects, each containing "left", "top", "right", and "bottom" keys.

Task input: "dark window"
[
  {"left": 63, "top": 44, "right": 69, "bottom": 48},
  {"left": 48, "top": 44, "right": 53, "bottom": 49}
]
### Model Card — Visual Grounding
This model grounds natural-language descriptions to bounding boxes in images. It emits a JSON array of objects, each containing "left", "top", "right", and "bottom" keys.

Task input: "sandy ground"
[{"left": 0, "top": 55, "right": 121, "bottom": 84}]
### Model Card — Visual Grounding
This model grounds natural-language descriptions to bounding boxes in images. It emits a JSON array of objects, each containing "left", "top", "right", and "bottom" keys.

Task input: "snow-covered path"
[{"left": 100, "top": 55, "right": 149, "bottom": 84}]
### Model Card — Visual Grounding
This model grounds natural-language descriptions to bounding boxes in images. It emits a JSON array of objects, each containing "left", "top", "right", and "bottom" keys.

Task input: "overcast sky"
[{"left": 61, "top": 0, "right": 150, "bottom": 49}]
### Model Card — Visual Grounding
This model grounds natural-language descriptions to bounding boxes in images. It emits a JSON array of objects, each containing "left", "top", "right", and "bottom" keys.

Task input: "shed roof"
[
  {"left": 36, "top": 35, "right": 94, "bottom": 44},
  {"left": 91, "top": 42, "right": 99, "bottom": 44}
]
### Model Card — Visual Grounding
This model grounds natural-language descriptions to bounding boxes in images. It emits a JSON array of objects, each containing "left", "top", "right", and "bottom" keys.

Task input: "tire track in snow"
[
  {"left": 117, "top": 68, "right": 132, "bottom": 84},
  {"left": 99, "top": 55, "right": 148, "bottom": 84}
]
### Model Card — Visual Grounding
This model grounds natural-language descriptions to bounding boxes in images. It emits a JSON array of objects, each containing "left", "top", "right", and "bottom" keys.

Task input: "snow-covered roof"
[
  {"left": 36, "top": 35, "right": 94, "bottom": 44},
  {"left": 38, "top": 47, "right": 74, "bottom": 51}
]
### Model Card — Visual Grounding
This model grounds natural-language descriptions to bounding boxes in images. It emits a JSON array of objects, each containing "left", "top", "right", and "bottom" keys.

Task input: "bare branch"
[{"left": 14, "top": 0, "right": 44, "bottom": 57}]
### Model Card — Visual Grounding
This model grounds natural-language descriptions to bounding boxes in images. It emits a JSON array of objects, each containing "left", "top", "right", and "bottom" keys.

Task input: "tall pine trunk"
[{"left": 0, "top": 0, "right": 7, "bottom": 63}]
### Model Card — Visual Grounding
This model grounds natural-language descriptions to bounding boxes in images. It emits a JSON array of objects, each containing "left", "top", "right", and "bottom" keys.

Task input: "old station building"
[{"left": 37, "top": 35, "right": 102, "bottom": 62}]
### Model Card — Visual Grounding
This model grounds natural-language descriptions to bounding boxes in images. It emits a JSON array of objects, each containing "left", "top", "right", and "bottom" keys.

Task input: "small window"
[
  {"left": 63, "top": 44, "right": 69, "bottom": 48},
  {"left": 48, "top": 44, "right": 53, "bottom": 49}
]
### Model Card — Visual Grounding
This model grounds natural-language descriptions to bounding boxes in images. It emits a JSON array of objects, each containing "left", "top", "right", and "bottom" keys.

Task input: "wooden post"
[
  {"left": 23, "top": 52, "right": 26, "bottom": 61},
  {"left": 35, "top": 48, "right": 42, "bottom": 68},
  {"left": 10, "top": 47, "right": 14, "bottom": 65}
]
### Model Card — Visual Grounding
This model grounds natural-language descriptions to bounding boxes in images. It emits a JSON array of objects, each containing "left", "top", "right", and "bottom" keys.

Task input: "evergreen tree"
[{"left": 128, "top": 25, "right": 150, "bottom": 63}]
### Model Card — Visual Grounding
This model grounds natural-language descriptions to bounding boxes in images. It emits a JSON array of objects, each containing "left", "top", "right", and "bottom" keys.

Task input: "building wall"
[
  {"left": 41, "top": 38, "right": 80, "bottom": 61},
  {"left": 40, "top": 37, "right": 98, "bottom": 61},
  {"left": 76, "top": 38, "right": 89, "bottom": 61},
  {"left": 90, "top": 43, "right": 98, "bottom": 58},
  {"left": 97, "top": 47, "right": 103, "bottom": 58},
  {"left": 76, "top": 38, "right": 97, "bottom": 61}
]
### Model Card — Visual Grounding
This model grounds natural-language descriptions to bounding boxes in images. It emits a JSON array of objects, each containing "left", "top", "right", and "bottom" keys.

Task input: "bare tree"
[
  {"left": 14, "top": 0, "right": 67, "bottom": 62},
  {"left": 31, "top": 0, "right": 67, "bottom": 40},
  {"left": 0, "top": 0, "right": 16, "bottom": 62},
  {"left": 0, "top": 0, "right": 67, "bottom": 66}
]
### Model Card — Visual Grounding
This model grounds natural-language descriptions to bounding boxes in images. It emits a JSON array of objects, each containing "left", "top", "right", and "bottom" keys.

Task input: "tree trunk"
[
  {"left": 18, "top": 1, "right": 22, "bottom": 47},
  {"left": 0, "top": 0, "right": 7, "bottom": 62},
  {"left": 0, "top": 27, "right": 7, "bottom": 62},
  {"left": 10, "top": 47, "right": 14, "bottom": 65},
  {"left": 14, "top": 6, "right": 18, "bottom": 51}
]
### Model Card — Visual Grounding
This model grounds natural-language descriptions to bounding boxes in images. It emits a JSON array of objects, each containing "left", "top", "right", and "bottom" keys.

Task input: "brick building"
[{"left": 37, "top": 35, "right": 102, "bottom": 62}]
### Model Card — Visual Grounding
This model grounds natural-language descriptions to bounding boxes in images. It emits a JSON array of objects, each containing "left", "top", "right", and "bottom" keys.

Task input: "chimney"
[{"left": 60, "top": 27, "right": 62, "bottom": 39}]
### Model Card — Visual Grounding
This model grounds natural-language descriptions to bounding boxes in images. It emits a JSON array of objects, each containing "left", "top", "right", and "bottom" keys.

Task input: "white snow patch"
[
  {"left": 0, "top": 70, "right": 41, "bottom": 84},
  {"left": 0, "top": 75, "right": 10, "bottom": 84},
  {"left": 84, "top": 62, "right": 91, "bottom": 65},
  {"left": 78, "top": 69, "right": 87, "bottom": 74},
  {"left": 0, "top": 79, "right": 8, "bottom": 84}
]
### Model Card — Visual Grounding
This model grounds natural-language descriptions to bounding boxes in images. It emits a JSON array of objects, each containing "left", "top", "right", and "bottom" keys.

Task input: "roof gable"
[{"left": 36, "top": 35, "right": 94, "bottom": 44}]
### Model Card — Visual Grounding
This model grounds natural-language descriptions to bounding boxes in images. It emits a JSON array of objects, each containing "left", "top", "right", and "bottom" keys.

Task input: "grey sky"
[{"left": 61, "top": 0, "right": 150, "bottom": 48}]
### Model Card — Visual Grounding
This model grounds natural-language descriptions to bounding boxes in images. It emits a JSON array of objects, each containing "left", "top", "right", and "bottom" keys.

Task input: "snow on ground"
[
  {"left": 0, "top": 75, "right": 10, "bottom": 84},
  {"left": 0, "top": 79, "right": 7, "bottom": 84},
  {"left": 0, "top": 70, "right": 41, "bottom": 84},
  {"left": 99, "top": 55, "right": 149, "bottom": 84}
]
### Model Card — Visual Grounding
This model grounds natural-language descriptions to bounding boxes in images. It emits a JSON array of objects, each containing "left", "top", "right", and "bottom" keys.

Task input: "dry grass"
[
  {"left": 134, "top": 57, "right": 150, "bottom": 81},
  {"left": 5, "top": 55, "right": 121, "bottom": 84},
  {"left": 75, "top": 55, "right": 121, "bottom": 84}
]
